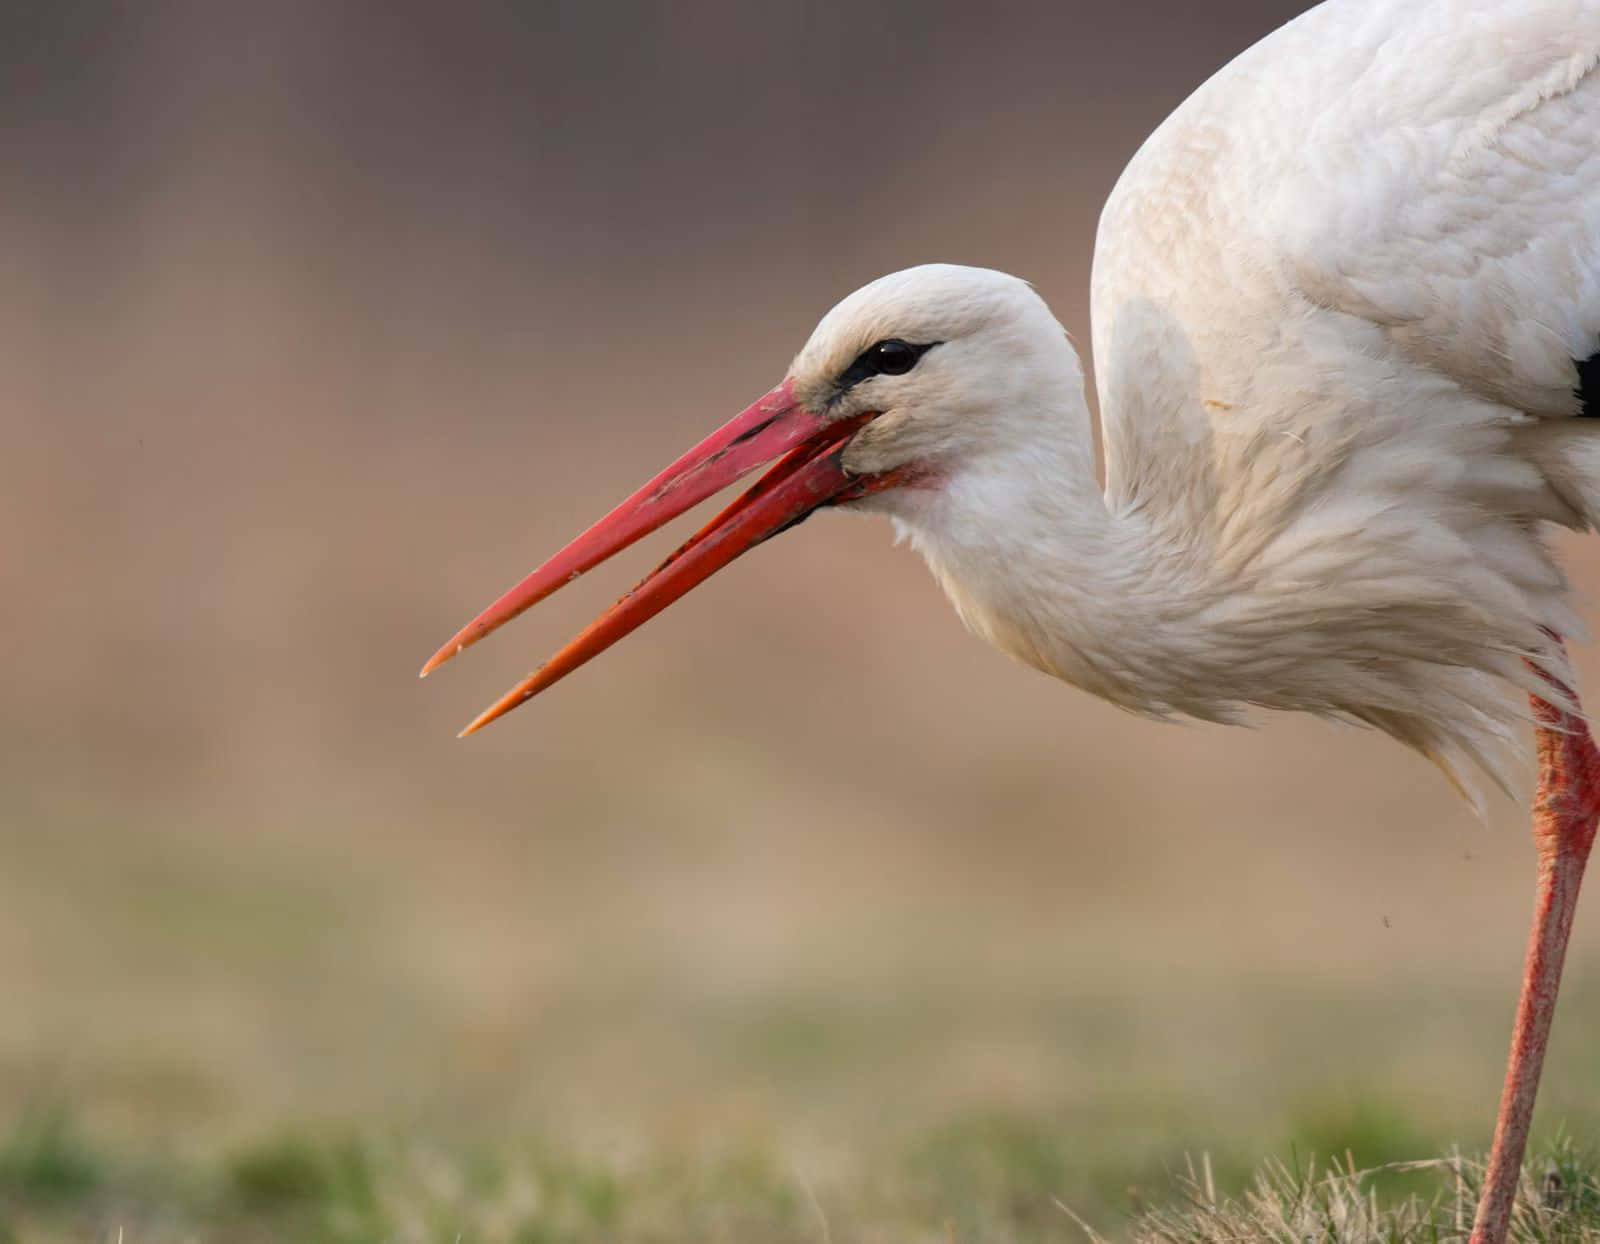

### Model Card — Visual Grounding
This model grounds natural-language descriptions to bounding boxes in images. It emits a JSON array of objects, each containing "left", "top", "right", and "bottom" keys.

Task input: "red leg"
[{"left": 1469, "top": 675, "right": 1600, "bottom": 1244}]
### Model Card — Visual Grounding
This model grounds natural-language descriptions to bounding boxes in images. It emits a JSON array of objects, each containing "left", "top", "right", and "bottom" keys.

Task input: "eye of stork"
[{"left": 838, "top": 338, "right": 939, "bottom": 390}]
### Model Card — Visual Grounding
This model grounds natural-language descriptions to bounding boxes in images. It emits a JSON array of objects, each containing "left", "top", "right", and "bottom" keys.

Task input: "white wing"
[
  {"left": 1088, "top": 0, "right": 1600, "bottom": 796},
  {"left": 1092, "top": 0, "right": 1600, "bottom": 525}
]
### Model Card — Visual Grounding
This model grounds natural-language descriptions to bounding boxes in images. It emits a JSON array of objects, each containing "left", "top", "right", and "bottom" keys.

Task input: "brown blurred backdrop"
[{"left": 2, "top": 0, "right": 1597, "bottom": 1218}]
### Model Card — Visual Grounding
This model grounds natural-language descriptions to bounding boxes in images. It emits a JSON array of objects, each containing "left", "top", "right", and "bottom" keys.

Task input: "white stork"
[{"left": 423, "top": 2, "right": 1600, "bottom": 1240}]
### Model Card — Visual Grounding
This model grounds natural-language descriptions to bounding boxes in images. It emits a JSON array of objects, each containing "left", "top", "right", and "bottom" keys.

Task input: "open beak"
[{"left": 422, "top": 379, "right": 876, "bottom": 735}]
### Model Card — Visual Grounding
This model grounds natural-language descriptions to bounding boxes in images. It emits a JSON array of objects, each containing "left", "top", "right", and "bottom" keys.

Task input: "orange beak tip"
[
  {"left": 457, "top": 680, "right": 541, "bottom": 738},
  {"left": 419, "top": 642, "right": 465, "bottom": 679},
  {"left": 457, "top": 711, "right": 493, "bottom": 739}
]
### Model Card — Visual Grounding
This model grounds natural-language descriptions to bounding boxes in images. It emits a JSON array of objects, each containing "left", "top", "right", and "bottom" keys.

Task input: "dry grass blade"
[{"left": 1130, "top": 1141, "right": 1600, "bottom": 1244}]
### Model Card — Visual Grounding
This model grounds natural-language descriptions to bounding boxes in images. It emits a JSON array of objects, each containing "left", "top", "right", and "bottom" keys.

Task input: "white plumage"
[
  {"left": 790, "top": 0, "right": 1600, "bottom": 807},
  {"left": 429, "top": 4, "right": 1600, "bottom": 1241},
  {"left": 1087, "top": 0, "right": 1600, "bottom": 798}
]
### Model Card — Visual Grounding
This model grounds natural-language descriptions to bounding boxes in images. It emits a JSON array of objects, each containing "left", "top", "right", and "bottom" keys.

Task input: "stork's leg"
[{"left": 1469, "top": 673, "right": 1600, "bottom": 1244}]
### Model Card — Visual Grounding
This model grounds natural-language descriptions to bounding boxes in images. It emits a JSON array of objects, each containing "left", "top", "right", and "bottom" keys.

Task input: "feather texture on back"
[{"left": 1083, "top": 0, "right": 1600, "bottom": 800}]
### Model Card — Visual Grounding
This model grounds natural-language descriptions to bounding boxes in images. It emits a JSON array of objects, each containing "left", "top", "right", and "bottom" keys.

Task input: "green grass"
[
  {"left": 0, "top": 1120, "right": 809, "bottom": 1243},
  {"left": 0, "top": 1112, "right": 1597, "bottom": 1244}
]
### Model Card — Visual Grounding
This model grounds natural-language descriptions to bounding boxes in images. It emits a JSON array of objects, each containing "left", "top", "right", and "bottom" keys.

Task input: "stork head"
[
  {"left": 791, "top": 264, "right": 1078, "bottom": 498},
  {"left": 423, "top": 263, "right": 1081, "bottom": 734}
]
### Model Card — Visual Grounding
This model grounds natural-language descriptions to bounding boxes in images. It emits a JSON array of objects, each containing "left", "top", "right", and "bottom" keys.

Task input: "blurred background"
[{"left": 4, "top": 1, "right": 1599, "bottom": 1237}]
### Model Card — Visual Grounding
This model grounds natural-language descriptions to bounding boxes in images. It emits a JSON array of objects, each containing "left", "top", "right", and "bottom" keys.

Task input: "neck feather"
[
  {"left": 898, "top": 449, "right": 1221, "bottom": 719},
  {"left": 882, "top": 394, "right": 1226, "bottom": 719},
  {"left": 884, "top": 404, "right": 1547, "bottom": 812}
]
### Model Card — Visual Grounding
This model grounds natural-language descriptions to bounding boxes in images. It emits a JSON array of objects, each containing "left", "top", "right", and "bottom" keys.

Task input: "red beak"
[{"left": 422, "top": 379, "right": 875, "bottom": 735}]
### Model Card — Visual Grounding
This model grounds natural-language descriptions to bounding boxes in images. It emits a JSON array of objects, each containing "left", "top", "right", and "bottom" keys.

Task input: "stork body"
[
  {"left": 426, "top": 3, "right": 1600, "bottom": 1241},
  {"left": 1089, "top": 0, "right": 1600, "bottom": 792}
]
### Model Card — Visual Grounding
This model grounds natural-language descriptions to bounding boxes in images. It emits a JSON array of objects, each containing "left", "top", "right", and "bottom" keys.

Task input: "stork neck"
[{"left": 896, "top": 438, "right": 1203, "bottom": 716}]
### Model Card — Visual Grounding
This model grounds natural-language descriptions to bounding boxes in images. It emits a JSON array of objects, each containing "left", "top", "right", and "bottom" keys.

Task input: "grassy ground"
[
  {"left": 3, "top": 1113, "right": 1599, "bottom": 1243},
  {"left": 1123, "top": 1143, "right": 1600, "bottom": 1244},
  {"left": 4, "top": 777, "right": 1600, "bottom": 1242}
]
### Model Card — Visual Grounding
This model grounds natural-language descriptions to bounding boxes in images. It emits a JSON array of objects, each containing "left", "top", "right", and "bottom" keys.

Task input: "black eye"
[
  {"left": 869, "top": 339, "right": 919, "bottom": 375},
  {"left": 836, "top": 338, "right": 939, "bottom": 391}
]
